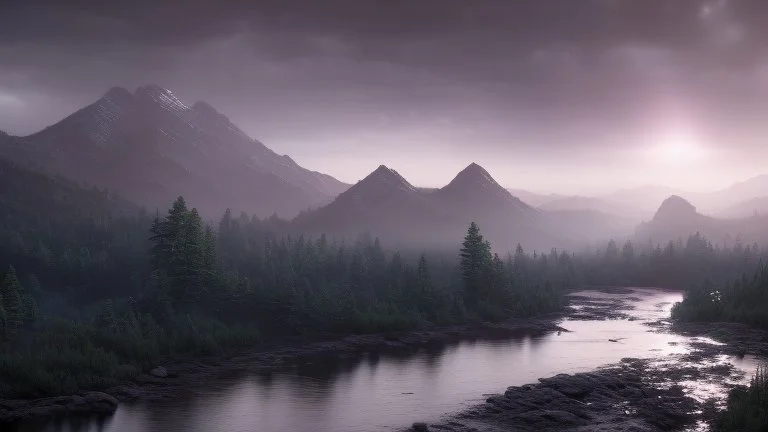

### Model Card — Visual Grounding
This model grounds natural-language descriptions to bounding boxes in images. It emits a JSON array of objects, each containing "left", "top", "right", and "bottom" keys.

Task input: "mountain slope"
[
  {"left": 0, "top": 154, "right": 150, "bottom": 300},
  {"left": 436, "top": 163, "right": 532, "bottom": 213},
  {"left": 636, "top": 196, "right": 718, "bottom": 242},
  {"left": 635, "top": 195, "right": 768, "bottom": 246},
  {"left": 692, "top": 174, "right": 768, "bottom": 215},
  {"left": 293, "top": 165, "right": 437, "bottom": 241},
  {"left": 0, "top": 85, "right": 347, "bottom": 218},
  {"left": 717, "top": 196, "right": 768, "bottom": 218},
  {"left": 431, "top": 163, "right": 567, "bottom": 250},
  {"left": 506, "top": 189, "right": 565, "bottom": 207}
]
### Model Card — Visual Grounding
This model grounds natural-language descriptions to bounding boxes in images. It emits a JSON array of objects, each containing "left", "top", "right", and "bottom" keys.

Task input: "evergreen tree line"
[
  {"left": 138, "top": 202, "right": 566, "bottom": 335},
  {"left": 672, "top": 262, "right": 768, "bottom": 328}
]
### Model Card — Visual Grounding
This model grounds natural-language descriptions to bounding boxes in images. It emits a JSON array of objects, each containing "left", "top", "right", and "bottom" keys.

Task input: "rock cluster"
[
  {"left": 408, "top": 358, "right": 700, "bottom": 432},
  {"left": 0, "top": 392, "right": 118, "bottom": 423}
]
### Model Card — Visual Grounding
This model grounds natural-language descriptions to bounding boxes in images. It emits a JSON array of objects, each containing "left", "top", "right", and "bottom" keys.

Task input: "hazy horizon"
[
  {"left": 3, "top": 84, "right": 763, "bottom": 197},
  {"left": 4, "top": 0, "right": 768, "bottom": 194}
]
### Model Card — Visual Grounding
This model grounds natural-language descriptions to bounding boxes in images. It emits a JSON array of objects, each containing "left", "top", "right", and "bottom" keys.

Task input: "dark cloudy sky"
[{"left": 2, "top": 0, "right": 768, "bottom": 193}]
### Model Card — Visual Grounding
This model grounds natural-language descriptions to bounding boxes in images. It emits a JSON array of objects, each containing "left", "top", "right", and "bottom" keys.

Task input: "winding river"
[{"left": 15, "top": 288, "right": 760, "bottom": 432}]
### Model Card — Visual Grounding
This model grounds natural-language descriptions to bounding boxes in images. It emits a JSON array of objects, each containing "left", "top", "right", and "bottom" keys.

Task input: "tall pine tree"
[{"left": 460, "top": 222, "right": 493, "bottom": 308}]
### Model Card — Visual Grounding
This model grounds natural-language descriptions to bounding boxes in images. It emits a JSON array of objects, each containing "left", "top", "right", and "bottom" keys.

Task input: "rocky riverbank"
[
  {"left": 1, "top": 318, "right": 567, "bottom": 423},
  {"left": 403, "top": 351, "right": 753, "bottom": 432},
  {"left": 400, "top": 290, "right": 768, "bottom": 432},
  {"left": 671, "top": 321, "right": 768, "bottom": 358},
  {"left": 0, "top": 393, "right": 118, "bottom": 424}
]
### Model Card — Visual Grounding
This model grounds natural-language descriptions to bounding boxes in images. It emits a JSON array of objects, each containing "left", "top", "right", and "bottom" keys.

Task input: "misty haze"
[{"left": 1, "top": 1, "right": 768, "bottom": 432}]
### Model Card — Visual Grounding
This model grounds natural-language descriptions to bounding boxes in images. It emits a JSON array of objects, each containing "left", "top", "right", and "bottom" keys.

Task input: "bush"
[{"left": 716, "top": 366, "right": 768, "bottom": 432}]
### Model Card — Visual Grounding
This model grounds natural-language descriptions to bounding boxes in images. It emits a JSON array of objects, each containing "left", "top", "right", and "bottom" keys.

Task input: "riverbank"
[
  {"left": 671, "top": 321, "right": 768, "bottom": 358},
  {"left": 1, "top": 316, "right": 568, "bottom": 423},
  {"left": 8, "top": 287, "right": 765, "bottom": 430}
]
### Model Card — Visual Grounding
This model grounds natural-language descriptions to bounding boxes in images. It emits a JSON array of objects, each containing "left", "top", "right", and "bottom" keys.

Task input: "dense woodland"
[
  {"left": 672, "top": 262, "right": 768, "bottom": 328},
  {"left": 1, "top": 157, "right": 768, "bottom": 406}
]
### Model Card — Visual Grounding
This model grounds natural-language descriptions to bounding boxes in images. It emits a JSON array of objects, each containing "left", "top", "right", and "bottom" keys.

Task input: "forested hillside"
[{"left": 0, "top": 157, "right": 151, "bottom": 308}]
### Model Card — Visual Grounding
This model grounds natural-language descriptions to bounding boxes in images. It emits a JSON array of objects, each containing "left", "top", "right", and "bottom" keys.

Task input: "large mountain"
[
  {"left": 636, "top": 195, "right": 768, "bottom": 246},
  {"left": 296, "top": 163, "right": 572, "bottom": 252},
  {"left": 0, "top": 85, "right": 347, "bottom": 218}
]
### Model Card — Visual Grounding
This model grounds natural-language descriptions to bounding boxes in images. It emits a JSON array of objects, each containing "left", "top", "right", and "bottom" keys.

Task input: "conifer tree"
[
  {"left": 0, "top": 301, "right": 6, "bottom": 338},
  {"left": 1, "top": 266, "right": 25, "bottom": 333},
  {"left": 415, "top": 254, "right": 433, "bottom": 311},
  {"left": 460, "top": 222, "right": 492, "bottom": 307},
  {"left": 0, "top": 266, "right": 36, "bottom": 334}
]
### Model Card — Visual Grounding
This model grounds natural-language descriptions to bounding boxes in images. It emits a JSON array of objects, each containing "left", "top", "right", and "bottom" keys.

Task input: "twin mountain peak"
[{"left": 358, "top": 162, "right": 511, "bottom": 198}]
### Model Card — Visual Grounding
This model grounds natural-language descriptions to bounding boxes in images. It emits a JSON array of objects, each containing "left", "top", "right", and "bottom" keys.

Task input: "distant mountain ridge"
[
  {"left": 718, "top": 196, "right": 768, "bottom": 218},
  {"left": 0, "top": 85, "right": 348, "bottom": 218},
  {"left": 636, "top": 195, "right": 768, "bottom": 246},
  {"left": 511, "top": 174, "right": 768, "bottom": 223}
]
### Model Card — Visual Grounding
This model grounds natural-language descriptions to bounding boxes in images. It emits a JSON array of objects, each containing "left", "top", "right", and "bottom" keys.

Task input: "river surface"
[{"left": 17, "top": 288, "right": 760, "bottom": 432}]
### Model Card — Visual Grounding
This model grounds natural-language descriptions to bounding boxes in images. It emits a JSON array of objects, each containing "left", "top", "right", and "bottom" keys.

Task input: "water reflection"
[{"left": 14, "top": 289, "right": 758, "bottom": 432}]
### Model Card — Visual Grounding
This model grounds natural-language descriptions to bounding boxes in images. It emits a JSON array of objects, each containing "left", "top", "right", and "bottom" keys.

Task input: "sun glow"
[{"left": 650, "top": 129, "right": 707, "bottom": 165}]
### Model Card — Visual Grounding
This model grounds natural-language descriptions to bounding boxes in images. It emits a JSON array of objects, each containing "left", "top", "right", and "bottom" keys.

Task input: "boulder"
[
  {"left": 149, "top": 366, "right": 168, "bottom": 378},
  {"left": 0, "top": 392, "right": 118, "bottom": 423},
  {"left": 107, "top": 384, "right": 143, "bottom": 401},
  {"left": 83, "top": 392, "right": 119, "bottom": 414}
]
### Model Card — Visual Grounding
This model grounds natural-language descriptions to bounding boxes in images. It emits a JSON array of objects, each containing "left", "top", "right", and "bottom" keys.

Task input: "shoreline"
[{"left": 6, "top": 287, "right": 766, "bottom": 430}]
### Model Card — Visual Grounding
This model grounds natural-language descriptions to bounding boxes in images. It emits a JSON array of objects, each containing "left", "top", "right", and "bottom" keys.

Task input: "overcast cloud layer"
[{"left": 2, "top": 0, "right": 768, "bottom": 193}]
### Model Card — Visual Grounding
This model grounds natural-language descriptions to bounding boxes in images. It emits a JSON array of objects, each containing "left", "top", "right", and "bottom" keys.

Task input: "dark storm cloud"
[{"left": 2, "top": 0, "right": 768, "bottom": 191}]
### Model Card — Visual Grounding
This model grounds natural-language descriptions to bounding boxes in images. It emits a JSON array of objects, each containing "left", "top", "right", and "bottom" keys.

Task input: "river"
[{"left": 15, "top": 288, "right": 760, "bottom": 432}]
